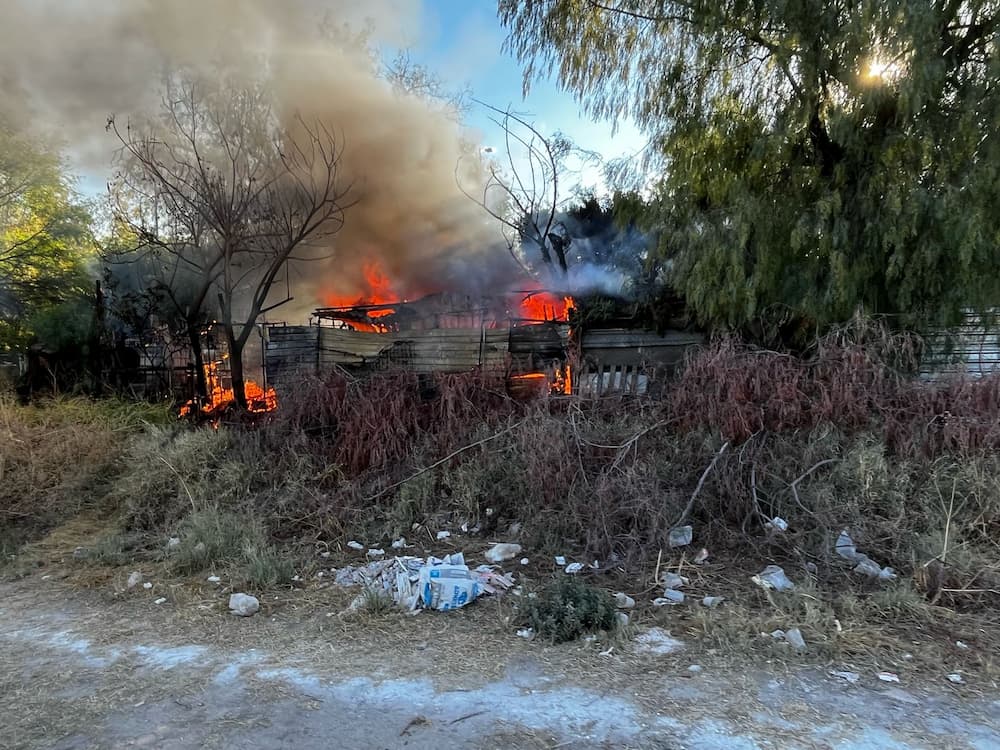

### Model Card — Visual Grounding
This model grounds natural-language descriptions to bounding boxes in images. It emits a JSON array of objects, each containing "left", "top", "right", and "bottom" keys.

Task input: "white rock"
[
  {"left": 142, "top": 582, "right": 153, "bottom": 590},
  {"left": 687, "top": 664, "right": 703, "bottom": 674},
  {"left": 554, "top": 556, "right": 567, "bottom": 566},
  {"left": 346, "top": 540, "right": 364, "bottom": 551},
  {"left": 956, "top": 640, "right": 970, "bottom": 650},
  {"left": 228, "top": 593, "right": 260, "bottom": 617},
  {"left": 367, "top": 548, "right": 385, "bottom": 557},
  {"left": 153, "top": 597, "right": 167, "bottom": 605},
  {"left": 166, "top": 537, "right": 181, "bottom": 549},
  {"left": 207, "top": 575, "right": 221, "bottom": 583},
  {"left": 614, "top": 592, "right": 636, "bottom": 609},
  {"left": 701, "top": 596, "right": 725, "bottom": 608},
  {"left": 693, "top": 548, "right": 709, "bottom": 564},
  {"left": 520, "top": 558, "right": 529, "bottom": 565},
  {"left": 652, "top": 598, "right": 672, "bottom": 607},
  {"left": 634, "top": 627, "right": 685, "bottom": 656},
  {"left": 564, "top": 562, "right": 584, "bottom": 574},
  {"left": 436, "top": 530, "right": 451, "bottom": 540},
  {"left": 126, "top": 571, "right": 143, "bottom": 589},
  {"left": 484, "top": 543, "right": 522, "bottom": 563},
  {"left": 615, "top": 612, "right": 630, "bottom": 628},
  {"left": 391, "top": 537, "right": 406, "bottom": 549},
  {"left": 877, "top": 671, "right": 900, "bottom": 683},
  {"left": 947, "top": 673, "right": 964, "bottom": 684},
  {"left": 516, "top": 628, "right": 535, "bottom": 640}
]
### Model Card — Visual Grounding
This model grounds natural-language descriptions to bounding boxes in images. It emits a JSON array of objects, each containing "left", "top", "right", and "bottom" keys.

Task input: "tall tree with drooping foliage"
[
  {"left": 0, "top": 122, "right": 95, "bottom": 351},
  {"left": 500, "top": 0, "right": 1000, "bottom": 333}
]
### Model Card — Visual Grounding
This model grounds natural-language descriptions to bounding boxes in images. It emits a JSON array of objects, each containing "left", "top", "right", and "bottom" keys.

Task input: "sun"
[{"left": 864, "top": 57, "right": 901, "bottom": 83}]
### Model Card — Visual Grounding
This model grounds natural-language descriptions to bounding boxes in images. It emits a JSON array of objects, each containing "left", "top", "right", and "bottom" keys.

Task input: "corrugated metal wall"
[
  {"left": 920, "top": 311, "right": 1000, "bottom": 379},
  {"left": 577, "top": 329, "right": 706, "bottom": 395},
  {"left": 264, "top": 322, "right": 706, "bottom": 397}
]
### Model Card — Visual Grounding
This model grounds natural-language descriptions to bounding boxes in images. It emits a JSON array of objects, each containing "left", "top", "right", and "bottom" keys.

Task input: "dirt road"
[{"left": 1, "top": 577, "right": 997, "bottom": 750}]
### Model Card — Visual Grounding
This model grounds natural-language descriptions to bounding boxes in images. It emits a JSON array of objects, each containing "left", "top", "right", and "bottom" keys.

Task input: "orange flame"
[
  {"left": 324, "top": 261, "right": 400, "bottom": 308},
  {"left": 318, "top": 261, "right": 576, "bottom": 393},
  {"left": 516, "top": 290, "right": 574, "bottom": 322},
  {"left": 180, "top": 359, "right": 277, "bottom": 418}
]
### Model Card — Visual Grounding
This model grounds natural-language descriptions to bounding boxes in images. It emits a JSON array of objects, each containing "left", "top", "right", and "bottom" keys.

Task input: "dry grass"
[
  {"left": 4, "top": 326, "right": 1000, "bottom": 663},
  {"left": 0, "top": 395, "right": 169, "bottom": 559}
]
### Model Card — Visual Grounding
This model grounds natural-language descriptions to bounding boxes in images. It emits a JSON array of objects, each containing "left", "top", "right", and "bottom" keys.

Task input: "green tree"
[
  {"left": 0, "top": 123, "right": 95, "bottom": 350},
  {"left": 500, "top": 1, "right": 1000, "bottom": 332}
]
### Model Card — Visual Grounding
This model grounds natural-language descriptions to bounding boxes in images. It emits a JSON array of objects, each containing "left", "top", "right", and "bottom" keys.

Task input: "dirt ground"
[{"left": 2, "top": 568, "right": 998, "bottom": 750}]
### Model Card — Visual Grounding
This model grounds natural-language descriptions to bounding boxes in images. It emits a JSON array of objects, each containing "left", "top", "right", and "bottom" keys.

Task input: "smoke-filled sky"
[{"left": 0, "top": 0, "right": 644, "bottom": 317}]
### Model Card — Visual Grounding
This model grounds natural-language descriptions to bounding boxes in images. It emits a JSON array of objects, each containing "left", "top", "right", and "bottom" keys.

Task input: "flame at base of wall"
[{"left": 179, "top": 359, "right": 278, "bottom": 418}]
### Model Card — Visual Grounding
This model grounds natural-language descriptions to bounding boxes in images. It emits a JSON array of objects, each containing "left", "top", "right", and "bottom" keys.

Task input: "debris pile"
[{"left": 333, "top": 553, "right": 515, "bottom": 612}]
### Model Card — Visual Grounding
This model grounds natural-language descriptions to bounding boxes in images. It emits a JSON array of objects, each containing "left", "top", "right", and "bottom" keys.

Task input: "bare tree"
[
  {"left": 458, "top": 102, "right": 597, "bottom": 280},
  {"left": 109, "top": 74, "right": 353, "bottom": 410}
]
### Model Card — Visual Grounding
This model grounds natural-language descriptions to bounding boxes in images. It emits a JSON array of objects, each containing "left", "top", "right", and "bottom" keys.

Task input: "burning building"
[
  {"left": 263, "top": 263, "right": 703, "bottom": 398},
  {"left": 265, "top": 285, "right": 575, "bottom": 397}
]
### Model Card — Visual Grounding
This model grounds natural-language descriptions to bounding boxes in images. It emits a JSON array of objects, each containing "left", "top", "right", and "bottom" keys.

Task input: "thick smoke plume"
[{"left": 0, "top": 0, "right": 526, "bottom": 318}]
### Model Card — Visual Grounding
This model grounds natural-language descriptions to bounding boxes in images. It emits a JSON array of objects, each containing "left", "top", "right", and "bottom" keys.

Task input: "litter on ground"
[
  {"left": 668, "top": 525, "right": 693, "bottom": 548},
  {"left": 332, "top": 553, "right": 515, "bottom": 612},
  {"left": 484, "top": 543, "right": 522, "bottom": 563},
  {"left": 614, "top": 592, "right": 636, "bottom": 609},
  {"left": 836, "top": 530, "right": 896, "bottom": 580},
  {"left": 661, "top": 572, "right": 687, "bottom": 590},
  {"left": 752, "top": 565, "right": 795, "bottom": 592}
]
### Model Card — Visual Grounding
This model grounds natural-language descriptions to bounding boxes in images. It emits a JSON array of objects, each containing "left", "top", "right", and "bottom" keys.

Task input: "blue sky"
[{"left": 402, "top": 0, "right": 646, "bottom": 192}]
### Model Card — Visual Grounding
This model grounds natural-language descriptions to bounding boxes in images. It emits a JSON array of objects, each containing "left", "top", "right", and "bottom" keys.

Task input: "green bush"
[
  {"left": 169, "top": 507, "right": 262, "bottom": 574},
  {"left": 517, "top": 578, "right": 620, "bottom": 643},
  {"left": 239, "top": 542, "right": 295, "bottom": 589}
]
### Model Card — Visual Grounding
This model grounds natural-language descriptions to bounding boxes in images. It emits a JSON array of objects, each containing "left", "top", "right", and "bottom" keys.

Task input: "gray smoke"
[{"left": 1, "top": 0, "right": 525, "bottom": 318}]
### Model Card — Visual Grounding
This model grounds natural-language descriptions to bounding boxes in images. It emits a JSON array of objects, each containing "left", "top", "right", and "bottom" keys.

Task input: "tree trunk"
[
  {"left": 187, "top": 325, "right": 208, "bottom": 403},
  {"left": 88, "top": 279, "right": 106, "bottom": 395},
  {"left": 226, "top": 326, "right": 248, "bottom": 411}
]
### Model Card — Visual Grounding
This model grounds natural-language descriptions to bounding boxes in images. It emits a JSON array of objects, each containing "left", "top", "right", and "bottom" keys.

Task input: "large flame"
[
  {"left": 516, "top": 289, "right": 575, "bottom": 322},
  {"left": 319, "top": 260, "right": 575, "bottom": 394},
  {"left": 324, "top": 261, "right": 400, "bottom": 308},
  {"left": 180, "top": 358, "right": 277, "bottom": 418}
]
